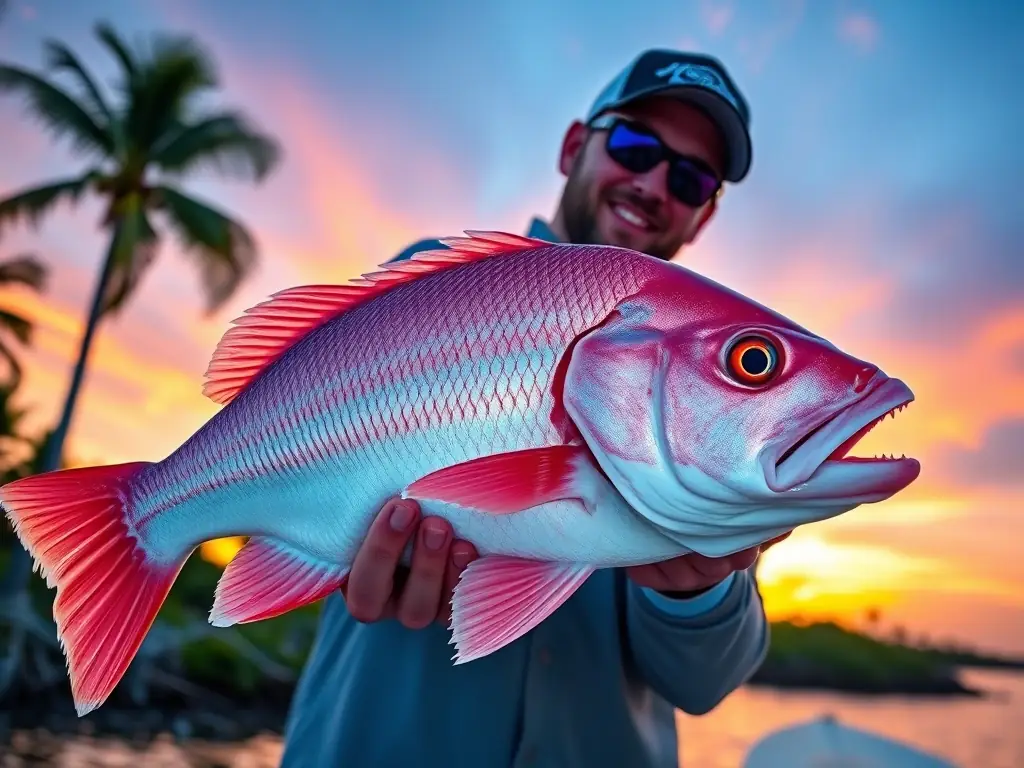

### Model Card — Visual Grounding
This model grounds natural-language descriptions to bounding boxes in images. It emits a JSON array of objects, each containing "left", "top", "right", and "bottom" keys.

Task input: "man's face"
[{"left": 555, "top": 96, "right": 727, "bottom": 260}]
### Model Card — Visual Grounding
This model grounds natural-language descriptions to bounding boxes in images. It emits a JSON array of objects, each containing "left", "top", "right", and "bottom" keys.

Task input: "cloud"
[
  {"left": 1012, "top": 342, "right": 1024, "bottom": 373},
  {"left": 838, "top": 11, "right": 880, "bottom": 53},
  {"left": 866, "top": 202, "right": 1024, "bottom": 346},
  {"left": 735, "top": 0, "right": 806, "bottom": 74},
  {"left": 699, "top": 0, "right": 734, "bottom": 35},
  {"left": 933, "top": 418, "right": 1024, "bottom": 490}
]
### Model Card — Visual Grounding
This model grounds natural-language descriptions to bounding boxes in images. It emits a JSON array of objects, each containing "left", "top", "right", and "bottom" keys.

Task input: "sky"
[{"left": 0, "top": 0, "right": 1022, "bottom": 656}]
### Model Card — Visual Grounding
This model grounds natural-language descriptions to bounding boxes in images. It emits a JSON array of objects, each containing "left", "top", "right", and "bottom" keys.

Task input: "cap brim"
[{"left": 603, "top": 85, "right": 752, "bottom": 183}]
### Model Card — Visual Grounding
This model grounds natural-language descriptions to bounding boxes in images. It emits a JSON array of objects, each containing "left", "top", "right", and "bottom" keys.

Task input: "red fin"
[
  {"left": 209, "top": 536, "right": 349, "bottom": 626},
  {"left": 0, "top": 461, "right": 184, "bottom": 717},
  {"left": 405, "top": 444, "right": 593, "bottom": 515},
  {"left": 449, "top": 557, "right": 594, "bottom": 663},
  {"left": 202, "top": 230, "right": 553, "bottom": 406}
]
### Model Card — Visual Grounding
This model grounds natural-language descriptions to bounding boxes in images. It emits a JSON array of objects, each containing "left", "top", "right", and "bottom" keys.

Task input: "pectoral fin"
[{"left": 404, "top": 444, "right": 597, "bottom": 515}]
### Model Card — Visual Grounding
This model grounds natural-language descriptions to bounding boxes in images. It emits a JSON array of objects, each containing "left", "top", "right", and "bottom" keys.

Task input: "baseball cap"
[{"left": 585, "top": 48, "right": 752, "bottom": 183}]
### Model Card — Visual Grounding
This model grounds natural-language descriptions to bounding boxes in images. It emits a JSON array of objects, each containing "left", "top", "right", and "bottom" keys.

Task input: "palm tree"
[{"left": 0, "top": 23, "right": 281, "bottom": 622}]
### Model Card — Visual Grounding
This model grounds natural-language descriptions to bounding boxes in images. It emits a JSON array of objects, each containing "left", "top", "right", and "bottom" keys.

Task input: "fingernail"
[
  {"left": 389, "top": 502, "right": 415, "bottom": 532},
  {"left": 423, "top": 521, "right": 447, "bottom": 551},
  {"left": 452, "top": 546, "right": 473, "bottom": 569}
]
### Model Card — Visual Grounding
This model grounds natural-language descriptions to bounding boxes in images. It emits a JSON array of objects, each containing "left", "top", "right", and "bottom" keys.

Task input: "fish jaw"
[{"left": 763, "top": 375, "right": 920, "bottom": 500}]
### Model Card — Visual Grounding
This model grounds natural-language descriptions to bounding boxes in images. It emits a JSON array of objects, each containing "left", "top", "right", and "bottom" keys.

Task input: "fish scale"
[{"left": 129, "top": 242, "right": 645, "bottom": 559}]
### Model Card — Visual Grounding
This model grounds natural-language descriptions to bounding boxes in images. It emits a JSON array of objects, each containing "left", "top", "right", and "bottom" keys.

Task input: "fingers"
[
  {"left": 344, "top": 498, "right": 420, "bottom": 623},
  {"left": 438, "top": 541, "right": 478, "bottom": 627},
  {"left": 647, "top": 548, "right": 751, "bottom": 593},
  {"left": 341, "top": 497, "right": 478, "bottom": 630},
  {"left": 395, "top": 517, "right": 454, "bottom": 629}
]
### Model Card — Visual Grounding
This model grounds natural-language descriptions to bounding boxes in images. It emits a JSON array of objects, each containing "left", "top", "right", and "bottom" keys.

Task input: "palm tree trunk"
[{"left": 1, "top": 225, "right": 120, "bottom": 595}]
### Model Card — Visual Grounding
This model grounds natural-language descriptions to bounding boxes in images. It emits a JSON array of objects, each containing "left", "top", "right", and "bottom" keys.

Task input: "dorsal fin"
[{"left": 202, "top": 230, "right": 553, "bottom": 406}]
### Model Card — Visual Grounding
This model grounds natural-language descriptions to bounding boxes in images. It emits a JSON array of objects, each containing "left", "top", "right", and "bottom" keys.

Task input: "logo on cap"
[{"left": 653, "top": 62, "right": 741, "bottom": 113}]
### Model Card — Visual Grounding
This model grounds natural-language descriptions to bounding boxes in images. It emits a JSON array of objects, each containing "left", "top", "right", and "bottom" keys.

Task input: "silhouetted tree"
[{"left": 0, "top": 20, "right": 281, "bottom": 694}]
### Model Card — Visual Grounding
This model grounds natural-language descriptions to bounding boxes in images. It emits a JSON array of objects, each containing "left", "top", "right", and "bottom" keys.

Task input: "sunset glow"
[{"left": 1, "top": 0, "right": 1021, "bottom": 659}]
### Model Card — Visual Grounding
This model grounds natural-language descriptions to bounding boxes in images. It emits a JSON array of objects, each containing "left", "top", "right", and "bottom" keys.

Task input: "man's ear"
[{"left": 558, "top": 120, "right": 589, "bottom": 177}]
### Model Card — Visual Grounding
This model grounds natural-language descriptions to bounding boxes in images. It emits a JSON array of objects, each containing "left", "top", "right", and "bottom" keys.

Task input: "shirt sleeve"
[
  {"left": 624, "top": 565, "right": 769, "bottom": 715},
  {"left": 637, "top": 571, "right": 736, "bottom": 618}
]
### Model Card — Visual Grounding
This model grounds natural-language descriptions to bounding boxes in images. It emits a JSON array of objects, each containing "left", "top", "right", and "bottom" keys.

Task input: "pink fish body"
[{"left": 1, "top": 231, "right": 920, "bottom": 715}]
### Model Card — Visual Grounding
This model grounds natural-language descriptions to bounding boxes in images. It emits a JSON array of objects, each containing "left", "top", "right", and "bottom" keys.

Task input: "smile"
[
  {"left": 773, "top": 377, "right": 916, "bottom": 491},
  {"left": 609, "top": 201, "right": 654, "bottom": 232}
]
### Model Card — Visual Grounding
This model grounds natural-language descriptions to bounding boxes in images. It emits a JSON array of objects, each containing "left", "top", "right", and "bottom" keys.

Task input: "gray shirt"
[{"left": 279, "top": 218, "right": 770, "bottom": 767}]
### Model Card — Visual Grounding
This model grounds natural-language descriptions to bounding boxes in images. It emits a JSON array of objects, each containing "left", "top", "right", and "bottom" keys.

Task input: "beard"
[
  {"left": 561, "top": 162, "right": 606, "bottom": 248},
  {"left": 559, "top": 161, "right": 686, "bottom": 261}
]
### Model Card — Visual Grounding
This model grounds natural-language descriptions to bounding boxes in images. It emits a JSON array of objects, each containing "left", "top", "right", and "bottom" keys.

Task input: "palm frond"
[
  {"left": 94, "top": 21, "right": 137, "bottom": 81},
  {"left": 155, "top": 185, "right": 258, "bottom": 314},
  {"left": 0, "top": 255, "right": 47, "bottom": 292},
  {"left": 0, "top": 379, "right": 30, "bottom": 441},
  {"left": 43, "top": 39, "right": 114, "bottom": 129},
  {"left": 100, "top": 193, "right": 158, "bottom": 316},
  {"left": 125, "top": 31, "right": 217, "bottom": 154},
  {"left": 0, "top": 309, "right": 31, "bottom": 345},
  {"left": 0, "top": 64, "right": 114, "bottom": 156},
  {"left": 0, "top": 171, "right": 100, "bottom": 237},
  {"left": 151, "top": 111, "right": 281, "bottom": 182},
  {"left": 0, "top": 313, "right": 29, "bottom": 391}
]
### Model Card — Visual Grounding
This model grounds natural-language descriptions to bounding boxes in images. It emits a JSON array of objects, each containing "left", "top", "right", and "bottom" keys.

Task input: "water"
[
  {"left": 6, "top": 669, "right": 1022, "bottom": 767},
  {"left": 676, "top": 668, "right": 1024, "bottom": 768}
]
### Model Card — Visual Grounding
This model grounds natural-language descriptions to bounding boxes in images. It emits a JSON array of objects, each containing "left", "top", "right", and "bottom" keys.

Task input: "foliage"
[
  {"left": 0, "top": 254, "right": 47, "bottom": 391},
  {"left": 0, "top": 19, "right": 282, "bottom": 700},
  {"left": 0, "top": 21, "right": 281, "bottom": 316}
]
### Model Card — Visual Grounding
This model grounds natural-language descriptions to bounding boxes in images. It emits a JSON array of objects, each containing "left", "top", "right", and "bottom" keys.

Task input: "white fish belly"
[{"left": 134, "top": 425, "right": 685, "bottom": 570}]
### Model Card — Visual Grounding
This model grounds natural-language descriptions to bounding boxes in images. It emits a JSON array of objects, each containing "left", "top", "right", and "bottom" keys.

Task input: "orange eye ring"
[{"left": 727, "top": 336, "right": 779, "bottom": 385}]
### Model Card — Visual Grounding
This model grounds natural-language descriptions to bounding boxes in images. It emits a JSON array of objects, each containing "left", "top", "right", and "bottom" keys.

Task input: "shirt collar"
[{"left": 526, "top": 217, "right": 562, "bottom": 243}]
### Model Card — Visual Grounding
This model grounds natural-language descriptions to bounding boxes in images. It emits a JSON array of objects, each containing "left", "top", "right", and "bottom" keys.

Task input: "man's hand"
[
  {"left": 340, "top": 498, "right": 478, "bottom": 629},
  {"left": 625, "top": 531, "right": 791, "bottom": 596}
]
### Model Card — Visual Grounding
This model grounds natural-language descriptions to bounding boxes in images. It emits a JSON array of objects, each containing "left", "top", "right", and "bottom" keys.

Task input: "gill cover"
[{"left": 562, "top": 301, "right": 747, "bottom": 553}]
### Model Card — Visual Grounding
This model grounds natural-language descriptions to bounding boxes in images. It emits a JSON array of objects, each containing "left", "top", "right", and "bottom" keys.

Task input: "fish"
[{"left": 0, "top": 230, "right": 920, "bottom": 716}]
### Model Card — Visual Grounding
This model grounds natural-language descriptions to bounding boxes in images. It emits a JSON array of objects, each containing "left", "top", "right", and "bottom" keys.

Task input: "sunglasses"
[{"left": 587, "top": 115, "right": 722, "bottom": 207}]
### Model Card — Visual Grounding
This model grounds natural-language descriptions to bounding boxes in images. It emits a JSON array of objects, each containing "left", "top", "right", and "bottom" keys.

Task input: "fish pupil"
[{"left": 741, "top": 347, "right": 770, "bottom": 375}]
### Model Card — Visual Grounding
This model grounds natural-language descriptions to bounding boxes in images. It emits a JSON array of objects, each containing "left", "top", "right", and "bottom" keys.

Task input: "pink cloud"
[
  {"left": 839, "top": 11, "right": 880, "bottom": 53},
  {"left": 677, "top": 36, "right": 703, "bottom": 53},
  {"left": 736, "top": 0, "right": 806, "bottom": 74},
  {"left": 699, "top": 0, "right": 734, "bottom": 36}
]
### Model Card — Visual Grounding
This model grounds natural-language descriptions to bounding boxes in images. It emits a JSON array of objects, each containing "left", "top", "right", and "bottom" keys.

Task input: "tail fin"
[{"left": 0, "top": 461, "right": 185, "bottom": 716}]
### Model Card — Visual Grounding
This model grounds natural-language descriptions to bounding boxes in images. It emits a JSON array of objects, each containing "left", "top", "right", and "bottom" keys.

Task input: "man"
[{"left": 281, "top": 48, "right": 777, "bottom": 768}]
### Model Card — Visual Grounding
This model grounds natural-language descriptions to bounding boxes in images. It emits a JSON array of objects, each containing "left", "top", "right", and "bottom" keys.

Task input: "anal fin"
[
  {"left": 450, "top": 556, "right": 595, "bottom": 663},
  {"left": 210, "top": 536, "right": 349, "bottom": 626}
]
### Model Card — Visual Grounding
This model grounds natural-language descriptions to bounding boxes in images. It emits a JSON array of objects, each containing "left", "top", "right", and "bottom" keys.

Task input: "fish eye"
[{"left": 726, "top": 336, "right": 779, "bottom": 385}]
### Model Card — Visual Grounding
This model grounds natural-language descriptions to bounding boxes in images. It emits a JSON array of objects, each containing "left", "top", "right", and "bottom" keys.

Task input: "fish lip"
[{"left": 767, "top": 377, "right": 915, "bottom": 492}]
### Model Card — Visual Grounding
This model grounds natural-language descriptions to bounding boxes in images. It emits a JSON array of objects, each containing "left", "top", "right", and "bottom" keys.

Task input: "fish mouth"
[{"left": 770, "top": 377, "right": 919, "bottom": 495}]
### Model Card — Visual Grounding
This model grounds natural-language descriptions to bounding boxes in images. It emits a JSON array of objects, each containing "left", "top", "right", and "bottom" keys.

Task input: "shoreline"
[{"left": 1, "top": 662, "right": 1018, "bottom": 747}]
